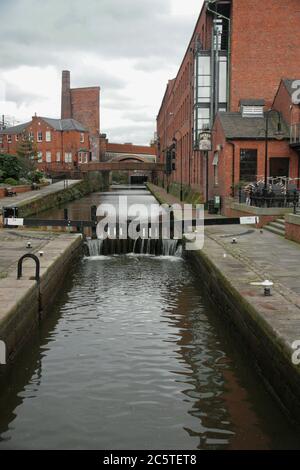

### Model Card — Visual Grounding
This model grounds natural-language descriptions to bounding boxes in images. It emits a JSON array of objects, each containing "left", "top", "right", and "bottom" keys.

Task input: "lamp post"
[
  {"left": 173, "top": 130, "right": 183, "bottom": 201},
  {"left": 264, "top": 109, "right": 284, "bottom": 192}
]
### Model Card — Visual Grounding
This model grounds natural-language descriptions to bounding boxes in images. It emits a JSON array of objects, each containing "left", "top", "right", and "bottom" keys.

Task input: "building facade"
[
  {"left": 157, "top": 0, "right": 300, "bottom": 210},
  {"left": 0, "top": 115, "right": 90, "bottom": 171},
  {"left": 61, "top": 70, "right": 100, "bottom": 161}
]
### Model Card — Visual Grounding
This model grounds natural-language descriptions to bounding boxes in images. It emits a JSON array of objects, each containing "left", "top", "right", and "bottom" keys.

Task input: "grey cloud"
[
  {"left": 122, "top": 111, "right": 154, "bottom": 123},
  {"left": 0, "top": 0, "right": 195, "bottom": 68},
  {"left": 103, "top": 124, "right": 155, "bottom": 145},
  {"left": 4, "top": 83, "right": 46, "bottom": 106},
  {"left": 71, "top": 68, "right": 126, "bottom": 90}
]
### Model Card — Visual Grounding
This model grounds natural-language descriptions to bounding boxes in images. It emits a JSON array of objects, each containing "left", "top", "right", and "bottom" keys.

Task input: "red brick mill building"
[
  {"left": 157, "top": 0, "right": 300, "bottom": 214},
  {"left": 0, "top": 71, "right": 156, "bottom": 175}
]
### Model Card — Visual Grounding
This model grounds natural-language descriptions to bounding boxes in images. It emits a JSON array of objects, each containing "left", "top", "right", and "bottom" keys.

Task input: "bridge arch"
[{"left": 109, "top": 154, "right": 154, "bottom": 163}]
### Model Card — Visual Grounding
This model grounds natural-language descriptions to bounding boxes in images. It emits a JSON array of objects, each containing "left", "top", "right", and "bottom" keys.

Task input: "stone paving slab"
[{"left": 0, "top": 230, "right": 82, "bottom": 361}]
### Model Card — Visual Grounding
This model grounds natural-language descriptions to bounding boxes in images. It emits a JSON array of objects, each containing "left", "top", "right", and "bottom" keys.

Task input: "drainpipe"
[{"left": 228, "top": 140, "right": 235, "bottom": 198}]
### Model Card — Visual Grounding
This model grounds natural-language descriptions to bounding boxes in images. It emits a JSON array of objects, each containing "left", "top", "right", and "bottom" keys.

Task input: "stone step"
[
  {"left": 264, "top": 225, "right": 285, "bottom": 237},
  {"left": 269, "top": 221, "right": 286, "bottom": 231}
]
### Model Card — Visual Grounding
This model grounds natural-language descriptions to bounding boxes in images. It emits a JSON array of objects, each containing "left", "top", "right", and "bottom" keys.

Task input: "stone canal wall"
[
  {"left": 186, "top": 240, "right": 300, "bottom": 424},
  {"left": 16, "top": 175, "right": 103, "bottom": 218},
  {"left": 148, "top": 181, "right": 300, "bottom": 423},
  {"left": 0, "top": 233, "right": 82, "bottom": 364}
]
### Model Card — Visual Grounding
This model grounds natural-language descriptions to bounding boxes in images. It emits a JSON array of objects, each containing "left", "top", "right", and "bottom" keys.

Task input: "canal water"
[{"left": 0, "top": 186, "right": 299, "bottom": 449}]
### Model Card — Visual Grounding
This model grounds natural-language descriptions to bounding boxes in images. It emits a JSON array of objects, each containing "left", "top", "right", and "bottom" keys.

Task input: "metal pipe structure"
[{"left": 206, "top": 1, "right": 231, "bottom": 110}]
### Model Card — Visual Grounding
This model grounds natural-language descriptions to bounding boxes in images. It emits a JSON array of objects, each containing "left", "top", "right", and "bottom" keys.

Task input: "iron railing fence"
[{"left": 236, "top": 178, "right": 300, "bottom": 212}]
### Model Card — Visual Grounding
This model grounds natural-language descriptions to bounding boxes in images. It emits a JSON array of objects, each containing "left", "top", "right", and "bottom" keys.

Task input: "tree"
[
  {"left": 16, "top": 131, "right": 37, "bottom": 160},
  {"left": 0, "top": 154, "right": 22, "bottom": 181},
  {"left": 16, "top": 131, "right": 39, "bottom": 179}
]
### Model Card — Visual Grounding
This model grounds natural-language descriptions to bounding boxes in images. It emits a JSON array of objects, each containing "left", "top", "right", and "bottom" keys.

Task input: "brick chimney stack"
[{"left": 61, "top": 70, "right": 72, "bottom": 119}]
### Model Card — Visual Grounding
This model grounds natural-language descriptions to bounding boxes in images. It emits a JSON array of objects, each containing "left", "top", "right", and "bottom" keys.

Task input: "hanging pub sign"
[{"left": 199, "top": 130, "right": 212, "bottom": 151}]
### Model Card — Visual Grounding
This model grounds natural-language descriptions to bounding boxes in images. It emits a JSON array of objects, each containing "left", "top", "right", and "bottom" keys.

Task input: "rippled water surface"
[{"left": 0, "top": 254, "right": 299, "bottom": 449}]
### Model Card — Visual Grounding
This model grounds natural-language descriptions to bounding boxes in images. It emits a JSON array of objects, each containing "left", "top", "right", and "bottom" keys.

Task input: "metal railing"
[
  {"left": 290, "top": 123, "right": 300, "bottom": 145},
  {"left": 238, "top": 181, "right": 300, "bottom": 212}
]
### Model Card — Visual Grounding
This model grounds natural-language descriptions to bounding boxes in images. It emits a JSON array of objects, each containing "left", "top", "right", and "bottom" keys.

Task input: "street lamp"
[
  {"left": 173, "top": 130, "right": 183, "bottom": 201},
  {"left": 264, "top": 109, "right": 285, "bottom": 192}
]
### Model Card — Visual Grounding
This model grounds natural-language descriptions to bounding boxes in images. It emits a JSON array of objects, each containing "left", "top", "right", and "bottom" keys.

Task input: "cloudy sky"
[{"left": 0, "top": 0, "right": 203, "bottom": 144}]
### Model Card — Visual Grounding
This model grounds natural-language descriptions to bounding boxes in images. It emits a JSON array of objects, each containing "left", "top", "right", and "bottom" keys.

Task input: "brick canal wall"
[
  {"left": 286, "top": 214, "right": 300, "bottom": 244},
  {"left": 0, "top": 233, "right": 82, "bottom": 364}
]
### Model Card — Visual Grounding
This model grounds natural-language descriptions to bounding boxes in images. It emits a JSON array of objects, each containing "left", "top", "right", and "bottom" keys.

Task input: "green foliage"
[
  {"left": 17, "top": 132, "right": 37, "bottom": 160},
  {"left": 0, "top": 149, "right": 42, "bottom": 184},
  {"left": 0, "top": 154, "right": 22, "bottom": 181},
  {"left": 27, "top": 170, "right": 44, "bottom": 183},
  {"left": 4, "top": 177, "right": 18, "bottom": 186}
]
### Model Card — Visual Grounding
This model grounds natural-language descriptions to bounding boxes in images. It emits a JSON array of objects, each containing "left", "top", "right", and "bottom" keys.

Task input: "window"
[
  {"left": 7, "top": 135, "right": 12, "bottom": 143},
  {"left": 242, "top": 106, "right": 264, "bottom": 117},
  {"left": 45, "top": 131, "right": 51, "bottom": 142},
  {"left": 29, "top": 131, "right": 34, "bottom": 141},
  {"left": 37, "top": 131, "right": 43, "bottom": 142},
  {"left": 64, "top": 152, "right": 72, "bottom": 163},
  {"left": 193, "top": 52, "right": 211, "bottom": 147},
  {"left": 56, "top": 152, "right": 61, "bottom": 162},
  {"left": 80, "top": 133, "right": 85, "bottom": 143},
  {"left": 213, "top": 152, "right": 219, "bottom": 186},
  {"left": 78, "top": 153, "right": 82, "bottom": 164},
  {"left": 219, "top": 56, "right": 228, "bottom": 104},
  {"left": 46, "top": 151, "right": 51, "bottom": 163},
  {"left": 0, "top": 136, "right": 2, "bottom": 144},
  {"left": 240, "top": 149, "right": 257, "bottom": 182},
  {"left": 37, "top": 151, "right": 43, "bottom": 163},
  {"left": 15, "top": 135, "right": 19, "bottom": 142}
]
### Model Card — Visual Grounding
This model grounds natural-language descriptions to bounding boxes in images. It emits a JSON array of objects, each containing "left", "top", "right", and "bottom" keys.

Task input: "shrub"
[{"left": 4, "top": 177, "right": 18, "bottom": 186}]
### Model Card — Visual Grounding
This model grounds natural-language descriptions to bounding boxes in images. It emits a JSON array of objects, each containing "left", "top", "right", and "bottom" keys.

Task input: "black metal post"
[
  {"left": 180, "top": 139, "right": 183, "bottom": 202},
  {"left": 91, "top": 205, "right": 97, "bottom": 239},
  {"left": 264, "top": 113, "right": 270, "bottom": 193},
  {"left": 264, "top": 109, "right": 283, "bottom": 203},
  {"left": 173, "top": 130, "right": 183, "bottom": 202}
]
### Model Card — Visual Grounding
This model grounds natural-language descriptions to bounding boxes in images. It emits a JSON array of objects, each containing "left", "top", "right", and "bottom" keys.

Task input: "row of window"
[
  {"left": 35, "top": 151, "right": 89, "bottom": 163},
  {"left": 0, "top": 132, "right": 85, "bottom": 144}
]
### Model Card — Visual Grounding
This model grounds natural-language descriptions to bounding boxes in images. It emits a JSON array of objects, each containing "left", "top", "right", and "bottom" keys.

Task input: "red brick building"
[
  {"left": 157, "top": 0, "right": 300, "bottom": 210},
  {"left": 61, "top": 70, "right": 100, "bottom": 160},
  {"left": 0, "top": 115, "right": 90, "bottom": 171},
  {"left": 102, "top": 141, "right": 156, "bottom": 162}
]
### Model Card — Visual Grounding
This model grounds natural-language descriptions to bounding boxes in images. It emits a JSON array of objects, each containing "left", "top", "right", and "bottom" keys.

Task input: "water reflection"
[{"left": 0, "top": 255, "right": 299, "bottom": 449}]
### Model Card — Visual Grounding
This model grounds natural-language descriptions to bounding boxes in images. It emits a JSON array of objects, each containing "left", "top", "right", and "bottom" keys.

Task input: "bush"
[
  {"left": 27, "top": 170, "right": 44, "bottom": 183},
  {"left": 4, "top": 177, "right": 18, "bottom": 186},
  {"left": 0, "top": 155, "right": 21, "bottom": 181},
  {"left": 4, "top": 178, "right": 18, "bottom": 186}
]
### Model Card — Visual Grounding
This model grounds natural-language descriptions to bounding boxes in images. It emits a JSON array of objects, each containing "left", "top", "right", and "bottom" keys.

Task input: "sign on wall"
[{"left": 199, "top": 131, "right": 212, "bottom": 151}]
